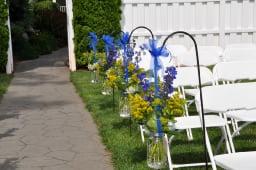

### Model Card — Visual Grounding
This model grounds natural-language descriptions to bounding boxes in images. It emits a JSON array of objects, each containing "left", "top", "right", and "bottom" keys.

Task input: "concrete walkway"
[{"left": 0, "top": 48, "right": 113, "bottom": 170}]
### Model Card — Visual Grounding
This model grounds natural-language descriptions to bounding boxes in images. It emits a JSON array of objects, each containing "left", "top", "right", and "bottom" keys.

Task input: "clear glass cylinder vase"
[
  {"left": 90, "top": 70, "right": 99, "bottom": 83},
  {"left": 119, "top": 96, "right": 130, "bottom": 118},
  {"left": 147, "top": 134, "right": 167, "bottom": 169}
]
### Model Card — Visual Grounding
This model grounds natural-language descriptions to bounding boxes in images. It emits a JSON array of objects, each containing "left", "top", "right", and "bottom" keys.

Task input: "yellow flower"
[
  {"left": 128, "top": 63, "right": 135, "bottom": 72},
  {"left": 128, "top": 94, "right": 153, "bottom": 122}
]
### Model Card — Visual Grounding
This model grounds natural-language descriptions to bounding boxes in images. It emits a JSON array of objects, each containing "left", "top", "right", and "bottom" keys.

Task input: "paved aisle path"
[{"left": 0, "top": 48, "right": 113, "bottom": 170}]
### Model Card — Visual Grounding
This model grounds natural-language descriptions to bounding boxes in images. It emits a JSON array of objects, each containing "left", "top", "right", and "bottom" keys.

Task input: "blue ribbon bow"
[{"left": 143, "top": 39, "right": 170, "bottom": 97}]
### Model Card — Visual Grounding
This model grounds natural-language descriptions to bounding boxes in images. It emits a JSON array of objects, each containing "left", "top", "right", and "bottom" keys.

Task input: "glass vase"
[
  {"left": 147, "top": 133, "right": 167, "bottom": 169},
  {"left": 119, "top": 96, "right": 130, "bottom": 118},
  {"left": 101, "top": 83, "right": 111, "bottom": 96},
  {"left": 90, "top": 70, "right": 99, "bottom": 83}
]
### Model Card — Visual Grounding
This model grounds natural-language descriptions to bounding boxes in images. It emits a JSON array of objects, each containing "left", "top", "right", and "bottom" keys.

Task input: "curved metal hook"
[
  {"left": 161, "top": 31, "right": 208, "bottom": 169},
  {"left": 128, "top": 26, "right": 155, "bottom": 43}
]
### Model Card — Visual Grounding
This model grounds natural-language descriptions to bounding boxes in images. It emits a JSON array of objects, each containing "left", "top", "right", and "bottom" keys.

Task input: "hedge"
[
  {"left": 0, "top": 1, "right": 9, "bottom": 72},
  {"left": 73, "top": 0, "right": 122, "bottom": 68}
]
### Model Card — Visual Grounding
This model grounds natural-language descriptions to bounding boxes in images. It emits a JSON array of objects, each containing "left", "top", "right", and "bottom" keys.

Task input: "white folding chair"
[
  {"left": 223, "top": 45, "right": 256, "bottom": 62},
  {"left": 164, "top": 100, "right": 232, "bottom": 170},
  {"left": 214, "top": 151, "right": 256, "bottom": 170},
  {"left": 172, "top": 66, "right": 214, "bottom": 140},
  {"left": 165, "top": 44, "right": 187, "bottom": 66},
  {"left": 225, "top": 43, "right": 256, "bottom": 49},
  {"left": 177, "top": 46, "right": 221, "bottom": 67},
  {"left": 213, "top": 61, "right": 256, "bottom": 133},
  {"left": 196, "top": 83, "right": 256, "bottom": 169}
]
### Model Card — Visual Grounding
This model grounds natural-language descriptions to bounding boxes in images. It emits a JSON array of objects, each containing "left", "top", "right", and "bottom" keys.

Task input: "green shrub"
[
  {"left": 12, "top": 37, "right": 39, "bottom": 61},
  {"left": 33, "top": 1, "right": 67, "bottom": 47},
  {"left": 76, "top": 52, "right": 105, "bottom": 69},
  {"left": 31, "top": 31, "right": 57, "bottom": 55},
  {"left": 0, "top": 1, "right": 9, "bottom": 72},
  {"left": 73, "top": 0, "right": 122, "bottom": 68},
  {"left": 32, "top": 0, "right": 57, "bottom": 11}
]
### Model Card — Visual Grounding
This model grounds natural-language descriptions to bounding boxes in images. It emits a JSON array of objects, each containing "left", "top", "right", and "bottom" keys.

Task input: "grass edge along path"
[
  {"left": 71, "top": 71, "right": 256, "bottom": 170},
  {"left": 0, "top": 74, "right": 13, "bottom": 100}
]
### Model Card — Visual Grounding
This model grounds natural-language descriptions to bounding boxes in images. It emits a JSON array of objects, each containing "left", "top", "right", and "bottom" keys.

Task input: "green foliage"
[
  {"left": 32, "top": 0, "right": 57, "bottom": 11},
  {"left": 0, "top": 74, "right": 12, "bottom": 99},
  {"left": 31, "top": 31, "right": 57, "bottom": 55},
  {"left": 73, "top": 0, "right": 122, "bottom": 68},
  {"left": 0, "top": 1, "right": 9, "bottom": 72},
  {"left": 33, "top": 1, "right": 67, "bottom": 47}
]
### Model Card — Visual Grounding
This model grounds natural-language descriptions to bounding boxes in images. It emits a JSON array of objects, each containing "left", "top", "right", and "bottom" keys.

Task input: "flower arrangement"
[{"left": 128, "top": 39, "right": 186, "bottom": 133}]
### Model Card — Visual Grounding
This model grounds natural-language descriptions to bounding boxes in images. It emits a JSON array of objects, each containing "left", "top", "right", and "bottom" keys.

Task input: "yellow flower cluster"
[
  {"left": 162, "top": 92, "right": 186, "bottom": 119},
  {"left": 105, "top": 68, "right": 119, "bottom": 88},
  {"left": 128, "top": 94, "right": 153, "bottom": 122}
]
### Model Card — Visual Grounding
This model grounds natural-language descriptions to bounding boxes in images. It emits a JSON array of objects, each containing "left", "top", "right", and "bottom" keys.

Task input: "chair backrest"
[
  {"left": 225, "top": 43, "right": 256, "bottom": 49},
  {"left": 165, "top": 44, "right": 187, "bottom": 66},
  {"left": 178, "top": 50, "right": 221, "bottom": 66},
  {"left": 173, "top": 66, "right": 213, "bottom": 88},
  {"left": 195, "top": 82, "right": 256, "bottom": 113},
  {"left": 223, "top": 45, "right": 256, "bottom": 62},
  {"left": 190, "top": 45, "right": 223, "bottom": 57},
  {"left": 166, "top": 44, "right": 187, "bottom": 57},
  {"left": 213, "top": 61, "right": 256, "bottom": 83}
]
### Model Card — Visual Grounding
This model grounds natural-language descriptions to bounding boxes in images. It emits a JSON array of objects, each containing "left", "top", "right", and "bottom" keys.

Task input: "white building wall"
[{"left": 121, "top": 0, "right": 256, "bottom": 48}]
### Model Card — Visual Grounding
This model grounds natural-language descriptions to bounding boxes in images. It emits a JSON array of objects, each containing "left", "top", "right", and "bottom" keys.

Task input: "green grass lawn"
[
  {"left": 0, "top": 74, "right": 12, "bottom": 100},
  {"left": 71, "top": 70, "right": 256, "bottom": 170}
]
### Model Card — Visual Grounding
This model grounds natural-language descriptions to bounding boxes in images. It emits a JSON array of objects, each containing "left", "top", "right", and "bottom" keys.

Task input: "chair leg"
[
  {"left": 205, "top": 130, "right": 217, "bottom": 170},
  {"left": 164, "top": 134, "right": 174, "bottom": 170},
  {"left": 139, "top": 125, "right": 145, "bottom": 143},
  {"left": 181, "top": 86, "right": 193, "bottom": 141},
  {"left": 220, "top": 126, "right": 231, "bottom": 153},
  {"left": 234, "top": 119, "right": 240, "bottom": 135},
  {"left": 223, "top": 114, "right": 236, "bottom": 153}
]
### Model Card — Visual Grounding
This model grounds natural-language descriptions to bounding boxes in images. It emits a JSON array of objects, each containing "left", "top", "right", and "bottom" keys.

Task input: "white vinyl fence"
[{"left": 121, "top": 0, "right": 256, "bottom": 48}]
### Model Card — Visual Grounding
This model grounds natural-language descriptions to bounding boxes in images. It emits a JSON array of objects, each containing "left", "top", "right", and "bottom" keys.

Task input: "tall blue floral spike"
[
  {"left": 117, "top": 32, "right": 131, "bottom": 83},
  {"left": 89, "top": 32, "right": 98, "bottom": 63},
  {"left": 102, "top": 35, "right": 118, "bottom": 67}
]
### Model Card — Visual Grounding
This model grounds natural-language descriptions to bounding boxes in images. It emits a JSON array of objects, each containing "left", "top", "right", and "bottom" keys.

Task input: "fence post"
[
  {"left": 6, "top": 1, "right": 13, "bottom": 74},
  {"left": 66, "top": 0, "right": 76, "bottom": 71},
  {"left": 219, "top": 0, "right": 225, "bottom": 48}
]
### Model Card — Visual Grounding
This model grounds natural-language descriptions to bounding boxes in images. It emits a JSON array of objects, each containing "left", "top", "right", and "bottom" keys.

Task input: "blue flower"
[
  {"left": 163, "top": 66, "right": 177, "bottom": 96},
  {"left": 138, "top": 72, "right": 146, "bottom": 81}
]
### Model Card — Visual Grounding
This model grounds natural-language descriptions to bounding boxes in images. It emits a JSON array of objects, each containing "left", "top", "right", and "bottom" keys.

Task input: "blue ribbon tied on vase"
[
  {"left": 143, "top": 39, "right": 171, "bottom": 136},
  {"left": 88, "top": 32, "right": 98, "bottom": 63}
]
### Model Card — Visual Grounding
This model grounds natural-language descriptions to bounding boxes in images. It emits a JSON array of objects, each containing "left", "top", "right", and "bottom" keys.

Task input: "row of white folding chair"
[
  {"left": 213, "top": 60, "right": 256, "bottom": 134},
  {"left": 223, "top": 43, "right": 256, "bottom": 62},
  {"left": 136, "top": 43, "right": 256, "bottom": 71},
  {"left": 194, "top": 82, "right": 256, "bottom": 169}
]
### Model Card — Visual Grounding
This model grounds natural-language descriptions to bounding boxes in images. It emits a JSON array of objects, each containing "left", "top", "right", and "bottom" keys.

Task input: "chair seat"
[
  {"left": 173, "top": 115, "right": 226, "bottom": 129},
  {"left": 226, "top": 109, "right": 256, "bottom": 122},
  {"left": 184, "top": 89, "right": 198, "bottom": 97},
  {"left": 214, "top": 151, "right": 256, "bottom": 170}
]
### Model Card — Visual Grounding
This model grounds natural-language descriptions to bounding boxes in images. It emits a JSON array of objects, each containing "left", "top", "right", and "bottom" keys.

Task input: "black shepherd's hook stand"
[
  {"left": 128, "top": 26, "right": 155, "bottom": 44},
  {"left": 161, "top": 31, "right": 208, "bottom": 169},
  {"left": 126, "top": 26, "right": 155, "bottom": 136}
]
